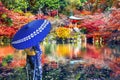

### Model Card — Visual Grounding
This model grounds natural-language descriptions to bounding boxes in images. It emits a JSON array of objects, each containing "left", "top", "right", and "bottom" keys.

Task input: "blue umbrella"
[
  {"left": 12, "top": 19, "right": 51, "bottom": 49},
  {"left": 11, "top": 19, "right": 51, "bottom": 80}
]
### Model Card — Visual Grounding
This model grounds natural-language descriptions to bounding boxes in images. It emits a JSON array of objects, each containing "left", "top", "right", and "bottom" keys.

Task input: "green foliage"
[
  {"left": 1, "top": 0, "right": 28, "bottom": 12},
  {"left": 2, "top": 55, "right": 13, "bottom": 66},
  {"left": 0, "top": 68, "right": 27, "bottom": 80},
  {"left": 13, "top": 67, "right": 27, "bottom": 79},
  {"left": 63, "top": 0, "right": 86, "bottom": 14},
  {"left": 1, "top": 0, "right": 60, "bottom": 13},
  {"left": 5, "top": 17, "right": 13, "bottom": 26},
  {"left": 2, "top": 60, "right": 7, "bottom": 66},
  {"left": 75, "top": 73, "right": 81, "bottom": 80},
  {"left": 0, "top": 0, "right": 66, "bottom": 14},
  {"left": 1, "top": 13, "right": 7, "bottom": 19},
  {"left": 59, "top": 0, "right": 68, "bottom": 13},
  {"left": 44, "top": 0, "right": 60, "bottom": 9},
  {"left": 80, "top": 28, "right": 87, "bottom": 34},
  {"left": 1, "top": 13, "right": 13, "bottom": 26},
  {"left": 27, "top": 0, "right": 42, "bottom": 13},
  {"left": 2, "top": 36, "right": 11, "bottom": 43},
  {"left": 27, "top": 0, "right": 60, "bottom": 13},
  {"left": 4, "top": 55, "right": 13, "bottom": 62},
  {"left": 65, "top": 0, "right": 82, "bottom": 9},
  {"left": 43, "top": 68, "right": 61, "bottom": 80},
  {"left": 44, "top": 44, "right": 51, "bottom": 55}
]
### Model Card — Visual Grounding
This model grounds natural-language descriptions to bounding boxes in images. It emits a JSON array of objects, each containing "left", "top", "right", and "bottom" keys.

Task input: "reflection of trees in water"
[
  {"left": 106, "top": 44, "right": 120, "bottom": 76},
  {"left": 108, "top": 30, "right": 120, "bottom": 44},
  {"left": 108, "top": 44, "right": 120, "bottom": 58}
]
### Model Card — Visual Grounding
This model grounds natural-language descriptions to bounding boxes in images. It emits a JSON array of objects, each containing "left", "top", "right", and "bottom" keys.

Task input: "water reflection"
[{"left": 0, "top": 42, "right": 119, "bottom": 68}]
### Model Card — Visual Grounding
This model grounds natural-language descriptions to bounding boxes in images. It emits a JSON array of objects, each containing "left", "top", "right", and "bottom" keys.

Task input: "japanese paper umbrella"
[{"left": 11, "top": 19, "right": 51, "bottom": 49}]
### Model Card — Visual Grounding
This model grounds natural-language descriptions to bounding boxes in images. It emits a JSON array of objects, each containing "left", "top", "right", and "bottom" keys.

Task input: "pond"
[{"left": 0, "top": 40, "right": 120, "bottom": 80}]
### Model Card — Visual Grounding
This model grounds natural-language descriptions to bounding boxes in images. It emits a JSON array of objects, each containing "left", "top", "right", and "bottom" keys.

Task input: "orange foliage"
[
  {"left": 0, "top": 45, "right": 15, "bottom": 57},
  {"left": 80, "top": 10, "right": 91, "bottom": 15},
  {"left": 9, "top": 59, "right": 26, "bottom": 68},
  {"left": 41, "top": 54, "right": 48, "bottom": 64}
]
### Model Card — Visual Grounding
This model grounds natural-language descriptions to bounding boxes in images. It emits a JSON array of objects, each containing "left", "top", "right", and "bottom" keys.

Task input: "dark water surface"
[{"left": 0, "top": 42, "right": 120, "bottom": 80}]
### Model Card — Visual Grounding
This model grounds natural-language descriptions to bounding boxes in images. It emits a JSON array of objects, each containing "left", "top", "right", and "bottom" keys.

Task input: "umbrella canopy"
[{"left": 11, "top": 19, "right": 51, "bottom": 49}]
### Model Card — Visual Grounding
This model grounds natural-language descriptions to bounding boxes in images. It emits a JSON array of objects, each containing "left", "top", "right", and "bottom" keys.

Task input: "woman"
[{"left": 25, "top": 44, "right": 42, "bottom": 80}]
